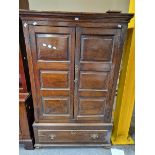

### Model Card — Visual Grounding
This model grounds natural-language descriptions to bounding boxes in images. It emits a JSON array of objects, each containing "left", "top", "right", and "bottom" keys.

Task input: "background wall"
[{"left": 28, "top": 0, "right": 130, "bottom": 13}]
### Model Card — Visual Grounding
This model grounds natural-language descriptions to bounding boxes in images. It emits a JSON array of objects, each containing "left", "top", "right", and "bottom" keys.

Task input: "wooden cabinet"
[
  {"left": 19, "top": 93, "right": 34, "bottom": 149},
  {"left": 20, "top": 10, "right": 133, "bottom": 147},
  {"left": 19, "top": 28, "right": 34, "bottom": 149}
]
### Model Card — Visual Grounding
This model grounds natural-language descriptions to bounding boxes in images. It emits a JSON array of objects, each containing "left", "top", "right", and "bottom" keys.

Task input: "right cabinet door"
[{"left": 75, "top": 27, "right": 122, "bottom": 122}]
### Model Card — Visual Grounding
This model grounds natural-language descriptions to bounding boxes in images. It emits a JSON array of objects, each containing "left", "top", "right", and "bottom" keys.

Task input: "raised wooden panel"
[
  {"left": 79, "top": 72, "right": 109, "bottom": 90},
  {"left": 80, "top": 62, "right": 111, "bottom": 72},
  {"left": 40, "top": 71, "right": 69, "bottom": 88},
  {"left": 43, "top": 98, "right": 69, "bottom": 115},
  {"left": 37, "top": 61, "right": 69, "bottom": 71},
  {"left": 81, "top": 35, "right": 113, "bottom": 61},
  {"left": 36, "top": 34, "right": 69, "bottom": 60},
  {"left": 78, "top": 98, "right": 106, "bottom": 115},
  {"left": 40, "top": 89, "right": 69, "bottom": 97},
  {"left": 79, "top": 90, "right": 108, "bottom": 97}
]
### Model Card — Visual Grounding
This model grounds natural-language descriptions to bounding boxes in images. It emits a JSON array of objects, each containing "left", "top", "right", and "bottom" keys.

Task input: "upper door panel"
[
  {"left": 81, "top": 35, "right": 113, "bottom": 61},
  {"left": 36, "top": 33, "right": 69, "bottom": 61}
]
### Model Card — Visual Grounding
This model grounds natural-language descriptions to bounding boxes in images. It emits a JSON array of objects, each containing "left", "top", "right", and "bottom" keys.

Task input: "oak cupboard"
[{"left": 20, "top": 10, "right": 133, "bottom": 147}]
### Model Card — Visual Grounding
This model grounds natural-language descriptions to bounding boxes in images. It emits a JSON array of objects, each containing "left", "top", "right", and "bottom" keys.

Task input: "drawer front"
[{"left": 37, "top": 130, "right": 109, "bottom": 144}]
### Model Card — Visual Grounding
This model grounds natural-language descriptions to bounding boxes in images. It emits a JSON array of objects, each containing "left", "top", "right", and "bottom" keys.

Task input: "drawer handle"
[
  {"left": 118, "top": 24, "right": 122, "bottom": 28},
  {"left": 90, "top": 134, "right": 99, "bottom": 140},
  {"left": 33, "top": 21, "right": 37, "bottom": 25},
  {"left": 24, "top": 22, "right": 27, "bottom": 28},
  {"left": 71, "top": 131, "right": 77, "bottom": 134},
  {"left": 49, "top": 134, "right": 56, "bottom": 140}
]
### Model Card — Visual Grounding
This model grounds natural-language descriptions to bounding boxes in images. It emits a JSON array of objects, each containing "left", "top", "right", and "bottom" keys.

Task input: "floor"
[{"left": 19, "top": 144, "right": 135, "bottom": 155}]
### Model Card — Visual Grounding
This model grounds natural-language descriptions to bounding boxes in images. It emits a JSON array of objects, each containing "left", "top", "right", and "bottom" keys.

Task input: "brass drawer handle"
[
  {"left": 49, "top": 134, "right": 56, "bottom": 140},
  {"left": 71, "top": 131, "right": 77, "bottom": 135},
  {"left": 24, "top": 22, "right": 27, "bottom": 28},
  {"left": 33, "top": 21, "right": 37, "bottom": 25},
  {"left": 90, "top": 134, "right": 99, "bottom": 140},
  {"left": 118, "top": 24, "right": 122, "bottom": 28}
]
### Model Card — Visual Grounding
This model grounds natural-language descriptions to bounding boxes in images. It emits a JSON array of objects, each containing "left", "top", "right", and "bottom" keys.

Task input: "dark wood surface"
[
  {"left": 74, "top": 27, "right": 121, "bottom": 122},
  {"left": 19, "top": 93, "right": 34, "bottom": 149},
  {"left": 19, "top": 1, "right": 35, "bottom": 149},
  {"left": 19, "top": 43, "right": 34, "bottom": 149},
  {"left": 19, "top": 20, "right": 31, "bottom": 93},
  {"left": 19, "top": 48, "right": 27, "bottom": 93},
  {"left": 37, "top": 130, "right": 109, "bottom": 143},
  {"left": 19, "top": 10, "right": 133, "bottom": 21},
  {"left": 33, "top": 123, "right": 112, "bottom": 146},
  {"left": 20, "top": 10, "right": 133, "bottom": 147},
  {"left": 28, "top": 26, "right": 75, "bottom": 122},
  {"left": 19, "top": 55, "right": 34, "bottom": 149}
]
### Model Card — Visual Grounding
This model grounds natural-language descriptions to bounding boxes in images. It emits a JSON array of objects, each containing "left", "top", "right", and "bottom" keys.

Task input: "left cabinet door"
[{"left": 27, "top": 26, "right": 75, "bottom": 122}]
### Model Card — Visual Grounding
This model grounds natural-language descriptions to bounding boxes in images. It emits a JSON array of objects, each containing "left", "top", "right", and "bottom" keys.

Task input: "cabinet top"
[{"left": 19, "top": 10, "right": 133, "bottom": 23}]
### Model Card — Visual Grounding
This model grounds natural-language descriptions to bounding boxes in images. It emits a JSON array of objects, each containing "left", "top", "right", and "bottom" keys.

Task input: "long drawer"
[
  {"left": 33, "top": 123, "right": 112, "bottom": 146},
  {"left": 38, "top": 130, "right": 108, "bottom": 143}
]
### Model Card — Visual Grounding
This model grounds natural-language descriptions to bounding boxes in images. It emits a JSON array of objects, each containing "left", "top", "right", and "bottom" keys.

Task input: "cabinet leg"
[{"left": 24, "top": 141, "right": 34, "bottom": 150}]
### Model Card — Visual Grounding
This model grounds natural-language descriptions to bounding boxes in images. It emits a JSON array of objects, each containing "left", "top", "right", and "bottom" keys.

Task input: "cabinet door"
[
  {"left": 75, "top": 27, "right": 122, "bottom": 122},
  {"left": 28, "top": 26, "right": 75, "bottom": 122}
]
